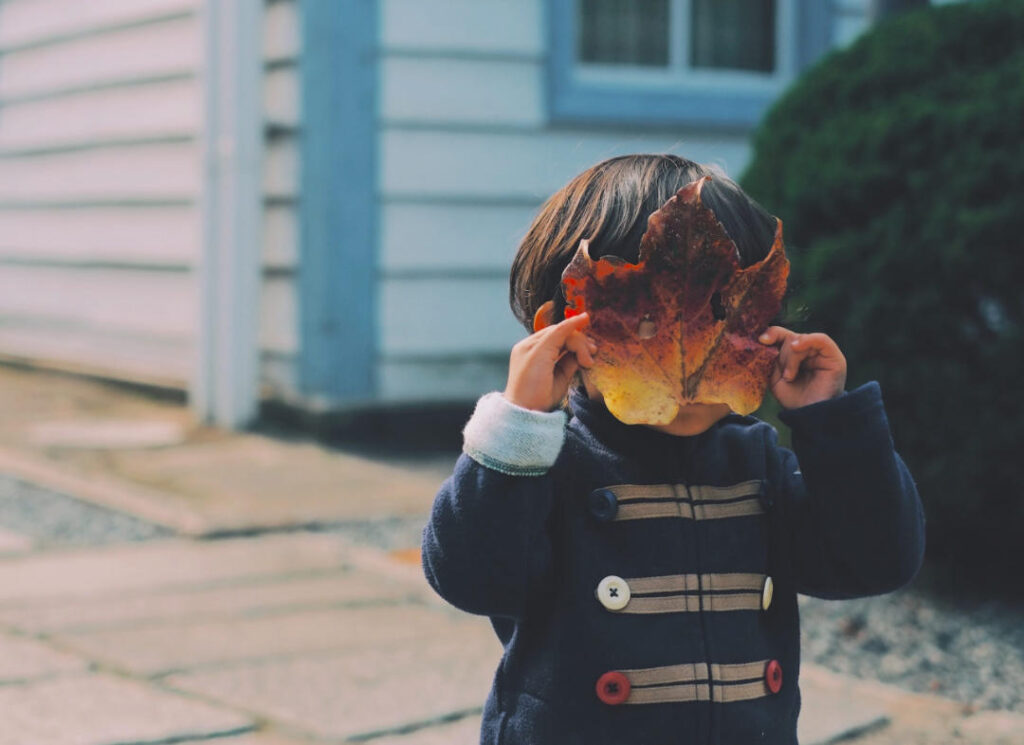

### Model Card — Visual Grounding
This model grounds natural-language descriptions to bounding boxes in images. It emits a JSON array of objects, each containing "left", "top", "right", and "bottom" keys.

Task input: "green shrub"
[{"left": 743, "top": 0, "right": 1024, "bottom": 588}]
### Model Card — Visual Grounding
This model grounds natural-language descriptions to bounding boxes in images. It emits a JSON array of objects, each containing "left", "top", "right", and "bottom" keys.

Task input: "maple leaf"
[{"left": 561, "top": 176, "right": 789, "bottom": 424}]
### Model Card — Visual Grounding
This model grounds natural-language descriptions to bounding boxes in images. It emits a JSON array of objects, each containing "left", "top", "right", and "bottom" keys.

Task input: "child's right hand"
[{"left": 503, "top": 313, "right": 597, "bottom": 412}]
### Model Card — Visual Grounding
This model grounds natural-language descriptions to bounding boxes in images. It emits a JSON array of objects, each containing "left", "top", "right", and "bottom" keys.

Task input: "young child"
[{"left": 422, "top": 154, "right": 925, "bottom": 745}]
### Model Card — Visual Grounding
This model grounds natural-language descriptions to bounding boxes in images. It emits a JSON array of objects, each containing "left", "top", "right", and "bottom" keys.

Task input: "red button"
[
  {"left": 765, "top": 660, "right": 783, "bottom": 694},
  {"left": 596, "top": 671, "right": 631, "bottom": 705}
]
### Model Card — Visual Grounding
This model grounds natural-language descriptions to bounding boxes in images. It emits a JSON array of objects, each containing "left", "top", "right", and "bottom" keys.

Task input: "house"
[{"left": 0, "top": 0, "right": 881, "bottom": 428}]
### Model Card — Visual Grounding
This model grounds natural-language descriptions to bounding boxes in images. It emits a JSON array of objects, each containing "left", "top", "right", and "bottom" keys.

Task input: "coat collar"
[{"left": 566, "top": 387, "right": 753, "bottom": 461}]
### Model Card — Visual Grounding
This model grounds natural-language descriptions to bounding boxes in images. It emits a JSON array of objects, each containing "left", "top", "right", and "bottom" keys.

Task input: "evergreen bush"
[{"left": 743, "top": 0, "right": 1024, "bottom": 589}]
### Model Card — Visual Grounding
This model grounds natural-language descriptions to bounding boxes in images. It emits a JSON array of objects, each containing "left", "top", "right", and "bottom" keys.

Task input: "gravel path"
[
  {"left": 800, "top": 588, "right": 1024, "bottom": 714},
  {"left": 0, "top": 474, "right": 172, "bottom": 548}
]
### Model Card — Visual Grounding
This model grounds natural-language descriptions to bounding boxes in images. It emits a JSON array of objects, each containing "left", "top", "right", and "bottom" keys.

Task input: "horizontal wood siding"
[
  {"left": 377, "top": 0, "right": 750, "bottom": 403},
  {"left": 258, "top": 0, "right": 301, "bottom": 401},
  {"left": 834, "top": 0, "right": 871, "bottom": 47},
  {"left": 0, "top": 0, "right": 201, "bottom": 386}
]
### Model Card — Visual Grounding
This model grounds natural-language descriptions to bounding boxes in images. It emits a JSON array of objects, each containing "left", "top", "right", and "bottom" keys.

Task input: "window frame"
[{"left": 546, "top": 0, "right": 834, "bottom": 130}]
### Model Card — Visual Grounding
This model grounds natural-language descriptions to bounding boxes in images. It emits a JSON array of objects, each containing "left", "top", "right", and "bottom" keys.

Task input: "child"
[{"left": 422, "top": 154, "right": 925, "bottom": 745}]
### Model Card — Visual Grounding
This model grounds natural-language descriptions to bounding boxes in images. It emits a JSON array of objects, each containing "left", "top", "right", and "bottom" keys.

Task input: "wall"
[
  {"left": 260, "top": 0, "right": 301, "bottom": 401},
  {"left": 375, "top": 0, "right": 752, "bottom": 403},
  {"left": 0, "top": 0, "right": 203, "bottom": 386}
]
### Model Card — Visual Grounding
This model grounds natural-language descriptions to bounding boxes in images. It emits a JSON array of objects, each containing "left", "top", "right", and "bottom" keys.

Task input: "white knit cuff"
[{"left": 462, "top": 392, "right": 568, "bottom": 476}]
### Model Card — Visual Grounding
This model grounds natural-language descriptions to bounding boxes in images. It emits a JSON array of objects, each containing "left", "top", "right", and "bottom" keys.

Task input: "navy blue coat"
[{"left": 423, "top": 382, "right": 925, "bottom": 744}]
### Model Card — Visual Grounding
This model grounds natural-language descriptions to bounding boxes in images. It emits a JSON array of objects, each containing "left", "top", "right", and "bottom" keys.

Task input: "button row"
[
  {"left": 595, "top": 574, "right": 774, "bottom": 612},
  {"left": 596, "top": 660, "right": 784, "bottom": 705}
]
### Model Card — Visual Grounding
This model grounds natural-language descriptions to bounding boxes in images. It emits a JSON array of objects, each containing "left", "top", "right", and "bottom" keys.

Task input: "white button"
[
  {"left": 761, "top": 575, "right": 774, "bottom": 611},
  {"left": 596, "top": 575, "right": 630, "bottom": 611}
]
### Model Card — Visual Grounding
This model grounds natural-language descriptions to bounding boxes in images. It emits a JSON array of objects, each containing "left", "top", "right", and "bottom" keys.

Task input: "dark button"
[
  {"left": 758, "top": 479, "right": 774, "bottom": 511},
  {"left": 587, "top": 488, "right": 618, "bottom": 522},
  {"left": 596, "top": 671, "right": 631, "bottom": 705},
  {"left": 765, "top": 659, "right": 783, "bottom": 694}
]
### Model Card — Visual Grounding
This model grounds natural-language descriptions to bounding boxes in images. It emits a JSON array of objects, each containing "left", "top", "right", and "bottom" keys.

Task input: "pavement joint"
[{"left": 347, "top": 708, "right": 485, "bottom": 743}]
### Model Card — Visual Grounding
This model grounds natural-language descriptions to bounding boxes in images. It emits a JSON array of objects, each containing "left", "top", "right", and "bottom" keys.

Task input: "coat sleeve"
[
  {"left": 766, "top": 381, "right": 926, "bottom": 599},
  {"left": 421, "top": 392, "right": 566, "bottom": 619}
]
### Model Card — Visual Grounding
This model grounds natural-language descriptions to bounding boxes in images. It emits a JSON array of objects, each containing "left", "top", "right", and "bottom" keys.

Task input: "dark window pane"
[
  {"left": 578, "top": 0, "right": 670, "bottom": 67},
  {"left": 690, "top": 0, "right": 775, "bottom": 73}
]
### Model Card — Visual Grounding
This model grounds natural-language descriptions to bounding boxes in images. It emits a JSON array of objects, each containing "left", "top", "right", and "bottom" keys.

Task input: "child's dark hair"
[{"left": 509, "top": 154, "right": 780, "bottom": 331}]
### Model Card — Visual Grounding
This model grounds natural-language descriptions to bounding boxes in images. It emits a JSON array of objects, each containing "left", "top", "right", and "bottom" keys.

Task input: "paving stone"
[
  {"left": 173, "top": 733, "right": 315, "bottom": 745},
  {"left": 108, "top": 436, "right": 444, "bottom": 531},
  {"left": 797, "top": 664, "right": 967, "bottom": 745},
  {"left": 0, "top": 632, "right": 86, "bottom": 683},
  {"left": 0, "top": 672, "right": 254, "bottom": 745},
  {"left": 798, "top": 671, "right": 890, "bottom": 744},
  {"left": 29, "top": 419, "right": 187, "bottom": 449},
  {"left": 0, "top": 569, "right": 413, "bottom": 634},
  {"left": 165, "top": 626, "right": 501, "bottom": 741},
  {"left": 57, "top": 603, "right": 486, "bottom": 676},
  {"left": 955, "top": 709, "right": 1024, "bottom": 741},
  {"left": 0, "top": 534, "right": 350, "bottom": 605},
  {"left": 363, "top": 715, "right": 482, "bottom": 745},
  {"left": 0, "top": 526, "right": 33, "bottom": 554}
]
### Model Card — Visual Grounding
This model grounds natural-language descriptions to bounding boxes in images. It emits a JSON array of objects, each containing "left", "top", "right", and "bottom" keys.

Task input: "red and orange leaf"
[{"left": 561, "top": 176, "right": 789, "bottom": 424}]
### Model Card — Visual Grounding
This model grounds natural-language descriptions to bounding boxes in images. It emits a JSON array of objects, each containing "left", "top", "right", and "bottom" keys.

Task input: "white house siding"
[
  {"left": 259, "top": 0, "right": 302, "bottom": 402},
  {"left": 0, "top": 0, "right": 202, "bottom": 386},
  {"left": 377, "top": 0, "right": 751, "bottom": 403},
  {"left": 834, "top": 0, "right": 872, "bottom": 47}
]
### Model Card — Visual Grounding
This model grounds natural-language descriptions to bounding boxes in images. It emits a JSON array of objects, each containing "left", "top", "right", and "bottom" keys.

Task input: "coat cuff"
[
  {"left": 777, "top": 381, "right": 884, "bottom": 442},
  {"left": 462, "top": 392, "right": 567, "bottom": 477}
]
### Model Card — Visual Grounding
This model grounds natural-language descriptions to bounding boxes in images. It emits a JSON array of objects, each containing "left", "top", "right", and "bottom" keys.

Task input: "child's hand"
[
  {"left": 504, "top": 313, "right": 596, "bottom": 412},
  {"left": 758, "top": 326, "right": 847, "bottom": 409}
]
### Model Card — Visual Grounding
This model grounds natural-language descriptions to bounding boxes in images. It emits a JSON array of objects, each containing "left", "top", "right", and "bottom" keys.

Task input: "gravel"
[
  {"left": 0, "top": 474, "right": 172, "bottom": 548},
  {"left": 800, "top": 588, "right": 1024, "bottom": 714}
]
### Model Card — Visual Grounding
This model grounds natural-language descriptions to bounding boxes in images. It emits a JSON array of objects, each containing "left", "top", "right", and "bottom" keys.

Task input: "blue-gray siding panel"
[{"left": 299, "top": 0, "right": 378, "bottom": 401}]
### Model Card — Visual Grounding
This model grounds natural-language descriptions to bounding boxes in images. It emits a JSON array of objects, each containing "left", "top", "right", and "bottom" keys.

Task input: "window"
[{"left": 547, "top": 0, "right": 834, "bottom": 129}]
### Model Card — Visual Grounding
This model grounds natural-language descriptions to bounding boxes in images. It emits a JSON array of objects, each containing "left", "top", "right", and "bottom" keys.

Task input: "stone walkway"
[{"left": 0, "top": 366, "right": 1019, "bottom": 744}]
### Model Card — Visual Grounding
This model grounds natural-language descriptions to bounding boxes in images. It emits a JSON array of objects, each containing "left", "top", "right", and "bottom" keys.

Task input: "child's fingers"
[
  {"left": 543, "top": 312, "right": 590, "bottom": 343},
  {"left": 512, "top": 312, "right": 588, "bottom": 356},
  {"left": 778, "top": 342, "right": 814, "bottom": 382},
  {"left": 563, "top": 330, "right": 597, "bottom": 368},
  {"left": 553, "top": 350, "right": 580, "bottom": 390},
  {"left": 758, "top": 326, "right": 792, "bottom": 347},
  {"left": 791, "top": 333, "right": 842, "bottom": 359},
  {"left": 778, "top": 333, "right": 842, "bottom": 381}
]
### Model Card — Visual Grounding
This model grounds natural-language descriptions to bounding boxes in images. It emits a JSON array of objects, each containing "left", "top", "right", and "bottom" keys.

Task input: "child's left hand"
[{"left": 758, "top": 326, "right": 847, "bottom": 409}]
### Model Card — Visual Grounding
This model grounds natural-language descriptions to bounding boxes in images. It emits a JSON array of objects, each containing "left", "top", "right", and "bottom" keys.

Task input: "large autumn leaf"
[{"left": 562, "top": 176, "right": 789, "bottom": 424}]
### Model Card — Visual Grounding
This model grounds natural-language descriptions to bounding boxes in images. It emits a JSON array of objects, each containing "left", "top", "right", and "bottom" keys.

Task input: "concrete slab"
[
  {"left": 0, "top": 526, "right": 33, "bottom": 554},
  {"left": 0, "top": 568, "right": 414, "bottom": 634},
  {"left": 165, "top": 630, "right": 502, "bottom": 741},
  {"left": 173, "top": 734, "right": 315, "bottom": 745},
  {"left": 0, "top": 672, "right": 253, "bottom": 745},
  {"left": 0, "top": 447, "right": 209, "bottom": 534},
  {"left": 0, "top": 632, "right": 86, "bottom": 683},
  {"left": 0, "top": 533, "right": 350, "bottom": 605},
  {"left": 798, "top": 666, "right": 890, "bottom": 744},
  {"left": 365, "top": 715, "right": 483, "bottom": 745},
  {"left": 29, "top": 419, "right": 187, "bottom": 449},
  {"left": 797, "top": 664, "right": 969, "bottom": 744},
  {"left": 954, "top": 710, "right": 1024, "bottom": 744},
  {"left": 57, "top": 604, "right": 491, "bottom": 677},
  {"left": 106, "top": 436, "right": 444, "bottom": 531}
]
